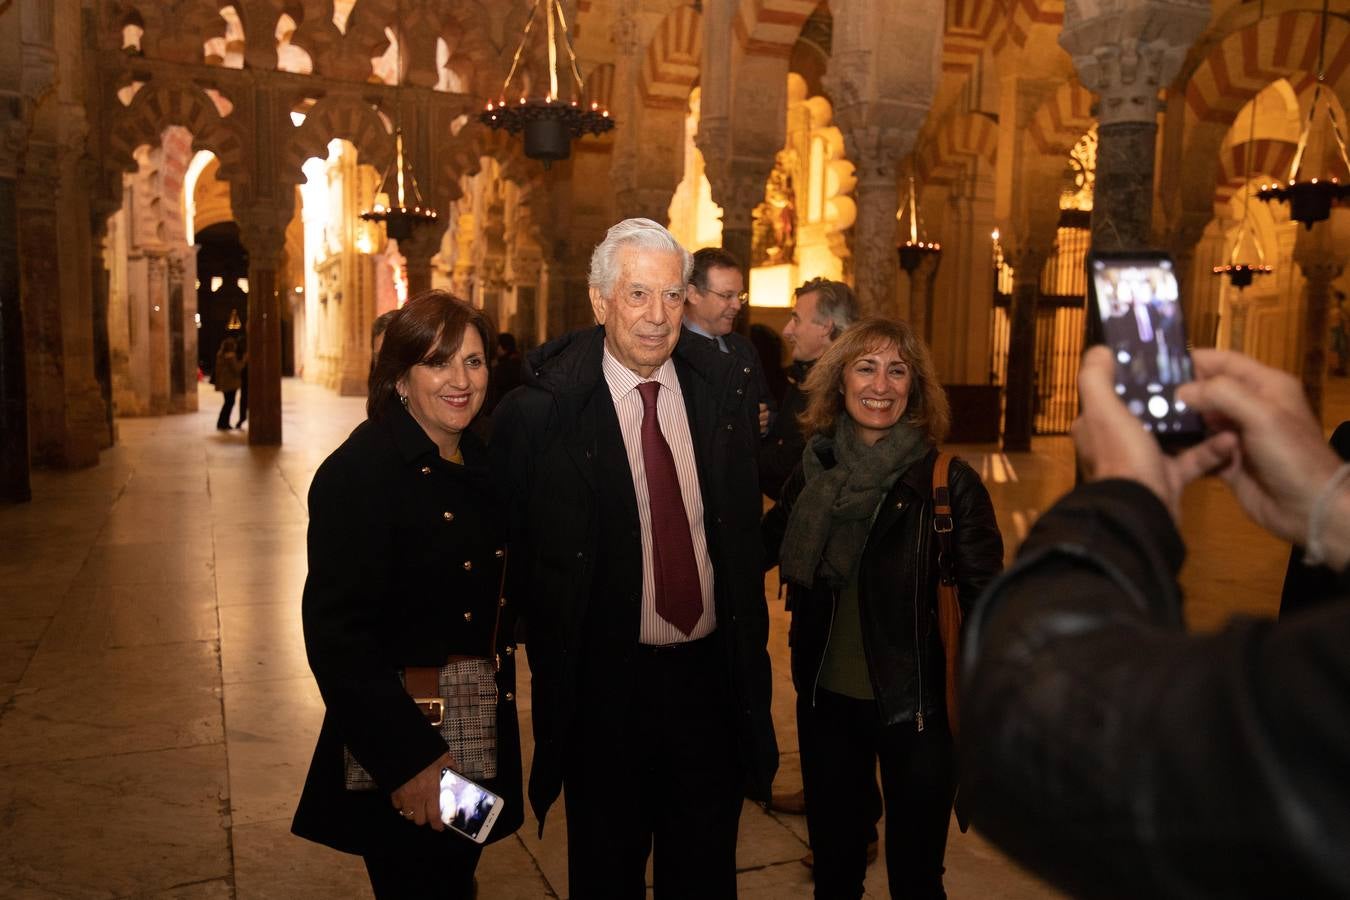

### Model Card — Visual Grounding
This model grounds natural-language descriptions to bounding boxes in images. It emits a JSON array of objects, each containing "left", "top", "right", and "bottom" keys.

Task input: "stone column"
[
  {"left": 824, "top": 0, "right": 942, "bottom": 316},
  {"left": 0, "top": 163, "right": 28, "bottom": 501},
  {"left": 847, "top": 139, "right": 904, "bottom": 317},
  {"left": 397, "top": 221, "right": 447, "bottom": 300},
  {"left": 18, "top": 143, "right": 99, "bottom": 468},
  {"left": 238, "top": 214, "right": 288, "bottom": 445},
  {"left": 1298, "top": 262, "right": 1341, "bottom": 418},
  {"left": 1002, "top": 243, "right": 1050, "bottom": 452},
  {"left": 145, "top": 250, "right": 170, "bottom": 415},
  {"left": 1059, "top": 1, "right": 1208, "bottom": 251}
]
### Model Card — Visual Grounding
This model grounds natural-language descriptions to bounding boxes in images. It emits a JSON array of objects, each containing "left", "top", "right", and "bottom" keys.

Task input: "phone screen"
[
  {"left": 1088, "top": 255, "right": 1203, "bottom": 445},
  {"left": 439, "top": 768, "right": 503, "bottom": 843}
]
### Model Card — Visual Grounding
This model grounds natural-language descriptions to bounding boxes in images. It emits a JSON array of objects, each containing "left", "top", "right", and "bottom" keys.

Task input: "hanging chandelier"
[
  {"left": 1256, "top": 0, "right": 1350, "bottom": 229},
  {"left": 360, "top": 129, "right": 439, "bottom": 241},
  {"left": 479, "top": 0, "right": 614, "bottom": 168},
  {"left": 360, "top": 4, "right": 438, "bottom": 243},
  {"left": 897, "top": 175, "right": 941, "bottom": 274},
  {"left": 1215, "top": 82, "right": 1274, "bottom": 290}
]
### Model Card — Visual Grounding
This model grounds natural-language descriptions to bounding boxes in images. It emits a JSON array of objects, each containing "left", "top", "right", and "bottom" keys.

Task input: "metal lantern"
[{"left": 479, "top": 0, "right": 615, "bottom": 168}]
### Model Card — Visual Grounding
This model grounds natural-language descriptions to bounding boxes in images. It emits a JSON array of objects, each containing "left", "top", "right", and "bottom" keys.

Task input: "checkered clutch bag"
[{"left": 344, "top": 657, "right": 499, "bottom": 791}]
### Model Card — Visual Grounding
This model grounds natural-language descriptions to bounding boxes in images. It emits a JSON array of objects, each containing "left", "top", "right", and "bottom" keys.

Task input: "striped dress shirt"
[{"left": 602, "top": 345, "right": 717, "bottom": 644}]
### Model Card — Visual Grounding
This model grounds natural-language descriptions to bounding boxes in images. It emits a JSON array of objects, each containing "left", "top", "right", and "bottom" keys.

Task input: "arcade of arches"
[{"left": 4, "top": 1, "right": 1350, "bottom": 492}]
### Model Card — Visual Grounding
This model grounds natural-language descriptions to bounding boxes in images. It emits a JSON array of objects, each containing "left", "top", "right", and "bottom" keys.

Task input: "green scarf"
[{"left": 779, "top": 417, "right": 930, "bottom": 589}]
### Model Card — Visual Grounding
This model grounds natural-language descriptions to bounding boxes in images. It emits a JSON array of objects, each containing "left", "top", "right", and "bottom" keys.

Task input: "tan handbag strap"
[{"left": 932, "top": 452, "right": 956, "bottom": 584}]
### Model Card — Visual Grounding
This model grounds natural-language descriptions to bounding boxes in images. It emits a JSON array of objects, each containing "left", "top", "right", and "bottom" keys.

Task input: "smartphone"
[
  {"left": 1086, "top": 252, "right": 1205, "bottom": 451},
  {"left": 439, "top": 767, "right": 504, "bottom": 844}
]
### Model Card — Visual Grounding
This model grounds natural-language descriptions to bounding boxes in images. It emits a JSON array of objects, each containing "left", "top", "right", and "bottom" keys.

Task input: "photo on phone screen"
[
  {"left": 439, "top": 767, "right": 504, "bottom": 844},
  {"left": 1087, "top": 253, "right": 1204, "bottom": 446}
]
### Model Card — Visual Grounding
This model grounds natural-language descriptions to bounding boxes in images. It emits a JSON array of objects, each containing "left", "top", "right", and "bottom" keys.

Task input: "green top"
[{"left": 817, "top": 563, "right": 875, "bottom": 700}]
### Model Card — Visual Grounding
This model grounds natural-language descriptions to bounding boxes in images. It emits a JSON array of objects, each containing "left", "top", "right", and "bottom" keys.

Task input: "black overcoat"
[
  {"left": 491, "top": 326, "right": 779, "bottom": 830},
  {"left": 291, "top": 399, "right": 523, "bottom": 854}
]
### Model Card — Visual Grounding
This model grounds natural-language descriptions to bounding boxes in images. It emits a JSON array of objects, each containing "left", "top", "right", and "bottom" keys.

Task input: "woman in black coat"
[
  {"left": 763, "top": 317, "right": 1004, "bottom": 900},
  {"left": 292, "top": 291, "right": 523, "bottom": 898}
]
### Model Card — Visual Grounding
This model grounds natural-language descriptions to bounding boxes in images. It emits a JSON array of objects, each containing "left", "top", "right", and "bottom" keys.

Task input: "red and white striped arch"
[
  {"left": 1027, "top": 79, "right": 1094, "bottom": 156},
  {"left": 1214, "top": 138, "right": 1299, "bottom": 205},
  {"left": 944, "top": 0, "right": 1003, "bottom": 75},
  {"left": 917, "top": 110, "right": 1000, "bottom": 183},
  {"left": 1186, "top": 10, "right": 1350, "bottom": 123},
  {"left": 733, "top": 0, "right": 819, "bottom": 59},
  {"left": 640, "top": 5, "right": 701, "bottom": 109},
  {"left": 993, "top": 0, "right": 1063, "bottom": 55}
]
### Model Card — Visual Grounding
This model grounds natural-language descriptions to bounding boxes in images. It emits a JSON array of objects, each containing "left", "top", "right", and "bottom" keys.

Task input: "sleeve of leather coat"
[
  {"left": 961, "top": 478, "right": 1350, "bottom": 899},
  {"left": 949, "top": 459, "right": 1004, "bottom": 619},
  {"left": 302, "top": 450, "right": 448, "bottom": 793}
]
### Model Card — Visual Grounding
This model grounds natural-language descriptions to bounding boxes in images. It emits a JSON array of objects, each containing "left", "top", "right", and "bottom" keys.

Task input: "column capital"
[
  {"left": 1059, "top": 0, "right": 1208, "bottom": 125},
  {"left": 236, "top": 209, "right": 291, "bottom": 270}
]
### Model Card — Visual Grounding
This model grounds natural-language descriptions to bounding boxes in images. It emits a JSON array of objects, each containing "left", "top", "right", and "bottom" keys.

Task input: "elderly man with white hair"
[{"left": 491, "top": 218, "right": 778, "bottom": 897}]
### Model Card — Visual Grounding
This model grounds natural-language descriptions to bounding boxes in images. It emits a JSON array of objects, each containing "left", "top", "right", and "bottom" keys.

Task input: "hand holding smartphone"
[
  {"left": 439, "top": 767, "right": 504, "bottom": 844},
  {"left": 1086, "top": 252, "right": 1205, "bottom": 452}
]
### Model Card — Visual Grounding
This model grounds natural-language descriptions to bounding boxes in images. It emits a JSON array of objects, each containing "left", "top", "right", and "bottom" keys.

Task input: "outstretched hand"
[
  {"left": 1072, "top": 346, "right": 1232, "bottom": 522},
  {"left": 1176, "top": 349, "right": 1341, "bottom": 547}
]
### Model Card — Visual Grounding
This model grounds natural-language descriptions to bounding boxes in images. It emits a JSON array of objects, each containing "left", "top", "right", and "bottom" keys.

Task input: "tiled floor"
[{"left": 3, "top": 374, "right": 1343, "bottom": 898}]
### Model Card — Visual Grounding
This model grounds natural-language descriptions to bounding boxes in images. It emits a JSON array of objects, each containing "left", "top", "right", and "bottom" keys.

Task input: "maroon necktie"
[{"left": 637, "top": 381, "right": 703, "bottom": 635}]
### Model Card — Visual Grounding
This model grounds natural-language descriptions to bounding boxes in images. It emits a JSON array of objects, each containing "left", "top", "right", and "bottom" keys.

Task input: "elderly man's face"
[{"left": 590, "top": 246, "right": 686, "bottom": 378}]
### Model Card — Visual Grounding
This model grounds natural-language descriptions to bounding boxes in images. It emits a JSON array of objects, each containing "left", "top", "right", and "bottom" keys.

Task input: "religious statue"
[{"left": 751, "top": 149, "right": 799, "bottom": 267}]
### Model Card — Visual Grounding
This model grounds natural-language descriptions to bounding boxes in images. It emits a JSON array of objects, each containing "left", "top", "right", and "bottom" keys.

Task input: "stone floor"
[{"left": 3, "top": 374, "right": 1345, "bottom": 899}]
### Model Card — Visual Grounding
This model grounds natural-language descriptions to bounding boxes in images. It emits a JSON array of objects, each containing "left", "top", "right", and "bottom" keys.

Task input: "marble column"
[
  {"left": 1059, "top": 1, "right": 1208, "bottom": 251},
  {"left": 397, "top": 221, "right": 447, "bottom": 300},
  {"left": 238, "top": 216, "right": 287, "bottom": 445},
  {"left": 18, "top": 143, "right": 99, "bottom": 468},
  {"left": 1298, "top": 262, "right": 1344, "bottom": 419},
  {"left": 850, "top": 152, "right": 903, "bottom": 317},
  {"left": 1002, "top": 245, "right": 1049, "bottom": 452},
  {"left": 0, "top": 173, "right": 29, "bottom": 501},
  {"left": 145, "top": 250, "right": 170, "bottom": 415}
]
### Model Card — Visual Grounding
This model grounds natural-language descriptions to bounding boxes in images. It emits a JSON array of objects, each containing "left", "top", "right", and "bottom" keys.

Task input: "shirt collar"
[
  {"left": 601, "top": 342, "right": 681, "bottom": 404},
  {"left": 683, "top": 321, "right": 728, "bottom": 352}
]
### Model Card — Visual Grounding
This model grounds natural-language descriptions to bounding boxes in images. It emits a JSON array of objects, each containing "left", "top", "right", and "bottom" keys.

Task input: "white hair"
[{"left": 587, "top": 218, "right": 693, "bottom": 296}]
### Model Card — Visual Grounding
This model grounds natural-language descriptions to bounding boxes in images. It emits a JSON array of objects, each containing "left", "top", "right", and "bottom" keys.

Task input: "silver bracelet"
[{"left": 1304, "top": 462, "right": 1350, "bottom": 566}]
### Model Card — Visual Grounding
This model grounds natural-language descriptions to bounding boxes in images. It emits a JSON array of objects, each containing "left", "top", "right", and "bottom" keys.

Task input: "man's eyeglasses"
[{"left": 698, "top": 287, "right": 750, "bottom": 304}]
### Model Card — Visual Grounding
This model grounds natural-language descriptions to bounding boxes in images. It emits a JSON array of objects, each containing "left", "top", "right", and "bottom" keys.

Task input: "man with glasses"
[{"left": 685, "top": 247, "right": 774, "bottom": 435}]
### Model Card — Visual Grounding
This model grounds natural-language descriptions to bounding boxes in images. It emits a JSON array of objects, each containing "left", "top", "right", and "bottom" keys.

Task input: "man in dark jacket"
[
  {"left": 492, "top": 219, "right": 777, "bottom": 898},
  {"left": 963, "top": 345, "right": 1350, "bottom": 898},
  {"left": 684, "top": 247, "right": 774, "bottom": 435},
  {"left": 760, "top": 278, "right": 859, "bottom": 500}
]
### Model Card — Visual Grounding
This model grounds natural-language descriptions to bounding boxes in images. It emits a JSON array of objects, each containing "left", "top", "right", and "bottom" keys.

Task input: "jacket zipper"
[
  {"left": 913, "top": 521, "right": 926, "bottom": 733},
  {"left": 811, "top": 589, "right": 840, "bottom": 708}
]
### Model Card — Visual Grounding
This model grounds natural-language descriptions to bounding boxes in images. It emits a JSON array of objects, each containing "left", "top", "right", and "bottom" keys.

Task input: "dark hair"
[
  {"left": 795, "top": 278, "right": 859, "bottom": 339},
  {"left": 371, "top": 309, "right": 399, "bottom": 348},
  {"left": 799, "top": 317, "right": 950, "bottom": 444},
  {"left": 367, "top": 290, "right": 491, "bottom": 419},
  {"left": 497, "top": 332, "right": 518, "bottom": 354},
  {"left": 689, "top": 246, "right": 742, "bottom": 290}
]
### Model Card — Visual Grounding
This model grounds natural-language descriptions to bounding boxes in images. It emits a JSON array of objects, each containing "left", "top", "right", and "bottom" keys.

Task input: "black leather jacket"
[
  {"left": 962, "top": 479, "right": 1350, "bottom": 898},
  {"left": 763, "top": 447, "right": 1003, "bottom": 727}
]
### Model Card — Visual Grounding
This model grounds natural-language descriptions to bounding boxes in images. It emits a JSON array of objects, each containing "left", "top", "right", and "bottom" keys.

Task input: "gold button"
[
  {"left": 504, "top": 645, "right": 514, "bottom": 656},
  {"left": 463, "top": 611, "right": 473, "bottom": 622},
  {"left": 462, "top": 560, "right": 473, "bottom": 571},
  {"left": 494, "top": 549, "right": 505, "bottom": 558},
  {"left": 505, "top": 692, "right": 515, "bottom": 702},
  {"left": 498, "top": 597, "right": 506, "bottom": 607},
  {"left": 420, "top": 466, "right": 431, "bottom": 475},
  {"left": 443, "top": 511, "right": 454, "bottom": 522},
  {"left": 743, "top": 367, "right": 751, "bottom": 375}
]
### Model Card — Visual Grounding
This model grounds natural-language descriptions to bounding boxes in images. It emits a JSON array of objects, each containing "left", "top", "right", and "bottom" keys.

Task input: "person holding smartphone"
[
  {"left": 962, "top": 345, "right": 1350, "bottom": 896},
  {"left": 762, "top": 317, "right": 1004, "bottom": 899},
  {"left": 292, "top": 291, "right": 523, "bottom": 898}
]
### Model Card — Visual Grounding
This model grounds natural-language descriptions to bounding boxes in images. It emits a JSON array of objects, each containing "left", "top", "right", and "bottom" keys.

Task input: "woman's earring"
[{"left": 398, "top": 393, "right": 409, "bottom": 408}]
